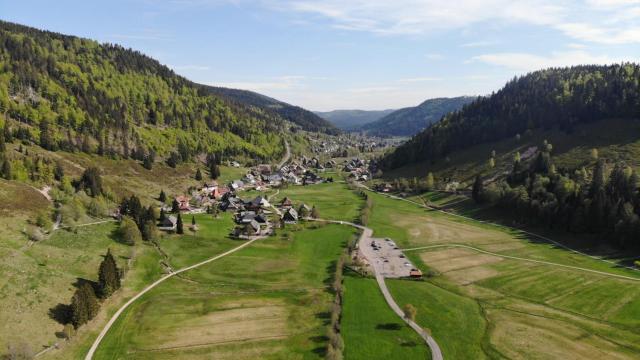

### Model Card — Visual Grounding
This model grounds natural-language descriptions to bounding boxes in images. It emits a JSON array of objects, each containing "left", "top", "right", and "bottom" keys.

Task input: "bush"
[{"left": 118, "top": 216, "right": 141, "bottom": 245}]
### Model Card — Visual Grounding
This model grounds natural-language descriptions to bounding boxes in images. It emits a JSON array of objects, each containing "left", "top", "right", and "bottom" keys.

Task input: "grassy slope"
[
  {"left": 384, "top": 117, "right": 640, "bottom": 187},
  {"left": 273, "top": 181, "right": 364, "bottom": 222},
  {"left": 93, "top": 223, "right": 357, "bottom": 359},
  {"left": 364, "top": 191, "right": 640, "bottom": 359},
  {"left": 341, "top": 276, "right": 429, "bottom": 360},
  {"left": 0, "top": 142, "right": 254, "bottom": 356}
]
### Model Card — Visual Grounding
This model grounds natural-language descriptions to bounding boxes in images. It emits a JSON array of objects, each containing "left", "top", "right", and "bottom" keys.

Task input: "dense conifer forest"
[
  {"left": 383, "top": 64, "right": 640, "bottom": 168},
  {"left": 0, "top": 20, "right": 292, "bottom": 163}
]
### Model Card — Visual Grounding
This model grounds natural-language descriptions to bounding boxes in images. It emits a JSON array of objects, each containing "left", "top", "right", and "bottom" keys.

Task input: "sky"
[{"left": 1, "top": 0, "right": 639, "bottom": 111}]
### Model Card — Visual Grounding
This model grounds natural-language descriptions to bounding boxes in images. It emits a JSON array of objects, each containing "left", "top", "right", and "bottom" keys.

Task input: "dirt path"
[
  {"left": 309, "top": 218, "right": 443, "bottom": 360},
  {"left": 404, "top": 244, "right": 640, "bottom": 282},
  {"left": 276, "top": 140, "right": 290, "bottom": 170},
  {"left": 84, "top": 237, "right": 262, "bottom": 360}
]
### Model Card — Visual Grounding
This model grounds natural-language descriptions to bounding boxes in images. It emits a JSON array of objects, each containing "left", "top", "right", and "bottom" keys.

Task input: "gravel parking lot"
[{"left": 359, "top": 237, "right": 416, "bottom": 278}]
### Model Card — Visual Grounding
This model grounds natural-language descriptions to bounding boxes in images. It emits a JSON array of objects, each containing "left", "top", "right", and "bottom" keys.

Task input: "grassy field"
[
  {"left": 341, "top": 276, "right": 429, "bottom": 360},
  {"left": 364, "top": 190, "right": 640, "bottom": 359},
  {"left": 0, "top": 219, "right": 164, "bottom": 358},
  {"left": 91, "top": 223, "right": 358, "bottom": 359},
  {"left": 272, "top": 181, "right": 364, "bottom": 222}
]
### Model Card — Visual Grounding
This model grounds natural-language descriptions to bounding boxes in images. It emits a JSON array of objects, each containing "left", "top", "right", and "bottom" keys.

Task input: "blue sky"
[{"left": 1, "top": 0, "right": 639, "bottom": 110}]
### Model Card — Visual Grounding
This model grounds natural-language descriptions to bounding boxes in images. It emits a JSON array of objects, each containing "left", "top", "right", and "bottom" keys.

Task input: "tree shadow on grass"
[
  {"left": 48, "top": 303, "right": 71, "bottom": 325},
  {"left": 315, "top": 311, "right": 330, "bottom": 325},
  {"left": 401, "top": 340, "right": 418, "bottom": 347},
  {"left": 376, "top": 322, "right": 403, "bottom": 330},
  {"left": 49, "top": 277, "right": 98, "bottom": 326}
]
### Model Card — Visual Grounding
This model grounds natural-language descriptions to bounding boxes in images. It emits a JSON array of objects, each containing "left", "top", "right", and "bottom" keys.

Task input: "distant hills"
[
  {"left": 314, "top": 109, "right": 395, "bottom": 131},
  {"left": 207, "top": 87, "right": 339, "bottom": 135},
  {"left": 361, "top": 96, "right": 476, "bottom": 137}
]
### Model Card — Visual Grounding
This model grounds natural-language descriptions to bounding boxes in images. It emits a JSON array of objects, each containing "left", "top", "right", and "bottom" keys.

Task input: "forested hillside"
[
  {"left": 383, "top": 65, "right": 640, "bottom": 168},
  {"left": 315, "top": 109, "right": 395, "bottom": 130},
  {"left": 0, "top": 21, "right": 290, "bottom": 164},
  {"left": 206, "top": 86, "right": 339, "bottom": 135},
  {"left": 380, "top": 64, "right": 640, "bottom": 250},
  {"left": 362, "top": 96, "right": 475, "bottom": 136}
]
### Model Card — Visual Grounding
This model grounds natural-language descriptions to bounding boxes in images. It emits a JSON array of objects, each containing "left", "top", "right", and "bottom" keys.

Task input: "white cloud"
[
  {"left": 268, "top": 0, "right": 640, "bottom": 44},
  {"left": 397, "top": 77, "right": 442, "bottom": 83},
  {"left": 557, "top": 22, "right": 640, "bottom": 44},
  {"left": 471, "top": 50, "right": 632, "bottom": 72}
]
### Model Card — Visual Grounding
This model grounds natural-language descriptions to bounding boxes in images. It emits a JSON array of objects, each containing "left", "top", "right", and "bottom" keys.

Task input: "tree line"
[{"left": 474, "top": 144, "right": 640, "bottom": 249}]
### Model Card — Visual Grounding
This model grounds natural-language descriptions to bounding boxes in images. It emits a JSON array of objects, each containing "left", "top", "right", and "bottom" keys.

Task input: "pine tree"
[
  {"left": 98, "top": 249, "right": 121, "bottom": 298},
  {"left": 159, "top": 208, "right": 166, "bottom": 222},
  {"left": 159, "top": 189, "right": 167, "bottom": 203},
  {"left": 472, "top": 174, "right": 484, "bottom": 203},
  {"left": 191, "top": 216, "right": 196, "bottom": 226},
  {"left": 195, "top": 168, "right": 202, "bottom": 180},
  {"left": 2, "top": 157, "right": 11, "bottom": 180},
  {"left": 209, "top": 162, "right": 220, "bottom": 179},
  {"left": 54, "top": 161, "right": 64, "bottom": 181},
  {"left": 176, "top": 213, "right": 184, "bottom": 234},
  {"left": 143, "top": 155, "right": 153, "bottom": 170},
  {"left": 71, "top": 282, "right": 100, "bottom": 328},
  {"left": 311, "top": 205, "right": 319, "bottom": 219},
  {"left": 171, "top": 199, "right": 180, "bottom": 213}
]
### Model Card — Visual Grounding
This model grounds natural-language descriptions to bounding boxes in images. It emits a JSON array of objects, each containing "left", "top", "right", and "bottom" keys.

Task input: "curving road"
[
  {"left": 84, "top": 237, "right": 262, "bottom": 360},
  {"left": 309, "top": 218, "right": 443, "bottom": 360}
]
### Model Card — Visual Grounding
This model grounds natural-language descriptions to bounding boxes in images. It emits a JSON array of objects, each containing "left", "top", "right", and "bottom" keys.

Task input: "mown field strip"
[
  {"left": 363, "top": 185, "right": 640, "bottom": 274},
  {"left": 404, "top": 244, "right": 640, "bottom": 282},
  {"left": 84, "top": 236, "right": 262, "bottom": 360}
]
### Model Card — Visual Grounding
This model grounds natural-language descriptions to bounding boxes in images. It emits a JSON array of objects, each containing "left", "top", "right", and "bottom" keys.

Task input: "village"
[{"left": 155, "top": 155, "right": 374, "bottom": 239}]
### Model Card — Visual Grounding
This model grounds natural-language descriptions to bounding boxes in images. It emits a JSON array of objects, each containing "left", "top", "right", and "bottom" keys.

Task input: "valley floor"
[{"left": 5, "top": 175, "right": 640, "bottom": 359}]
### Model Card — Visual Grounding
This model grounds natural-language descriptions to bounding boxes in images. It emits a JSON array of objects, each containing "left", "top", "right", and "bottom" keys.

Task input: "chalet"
[
  {"left": 257, "top": 164, "right": 272, "bottom": 175},
  {"left": 409, "top": 268, "right": 423, "bottom": 278},
  {"left": 220, "top": 196, "right": 245, "bottom": 212},
  {"left": 175, "top": 195, "right": 190, "bottom": 211},
  {"left": 159, "top": 215, "right": 177, "bottom": 231},
  {"left": 280, "top": 197, "right": 293, "bottom": 209},
  {"left": 282, "top": 208, "right": 299, "bottom": 224},
  {"left": 230, "top": 161, "right": 241, "bottom": 167},
  {"left": 230, "top": 180, "right": 245, "bottom": 191},
  {"left": 249, "top": 219, "right": 261, "bottom": 233},
  {"left": 211, "top": 186, "right": 230, "bottom": 200},
  {"left": 246, "top": 196, "right": 270, "bottom": 211}
]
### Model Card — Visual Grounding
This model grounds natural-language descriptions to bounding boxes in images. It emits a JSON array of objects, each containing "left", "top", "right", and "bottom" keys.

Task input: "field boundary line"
[
  {"left": 404, "top": 244, "right": 640, "bottom": 282},
  {"left": 359, "top": 184, "right": 640, "bottom": 274},
  {"left": 84, "top": 237, "right": 261, "bottom": 360}
]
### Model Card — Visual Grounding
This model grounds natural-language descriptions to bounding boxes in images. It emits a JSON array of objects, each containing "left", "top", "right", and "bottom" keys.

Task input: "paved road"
[
  {"left": 309, "top": 218, "right": 443, "bottom": 360},
  {"left": 84, "top": 237, "right": 261, "bottom": 360},
  {"left": 276, "top": 140, "right": 290, "bottom": 169}
]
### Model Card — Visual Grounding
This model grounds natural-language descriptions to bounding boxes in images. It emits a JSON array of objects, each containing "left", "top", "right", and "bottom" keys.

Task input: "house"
[
  {"left": 280, "top": 197, "right": 293, "bottom": 209},
  {"left": 211, "top": 186, "right": 230, "bottom": 200},
  {"left": 257, "top": 164, "right": 272, "bottom": 175},
  {"left": 159, "top": 215, "right": 177, "bottom": 231},
  {"left": 230, "top": 180, "right": 245, "bottom": 191},
  {"left": 409, "top": 268, "right": 423, "bottom": 278},
  {"left": 246, "top": 196, "right": 270, "bottom": 211},
  {"left": 221, "top": 196, "right": 245, "bottom": 212},
  {"left": 282, "top": 208, "right": 299, "bottom": 224},
  {"left": 230, "top": 161, "right": 241, "bottom": 167},
  {"left": 175, "top": 195, "right": 190, "bottom": 211}
]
